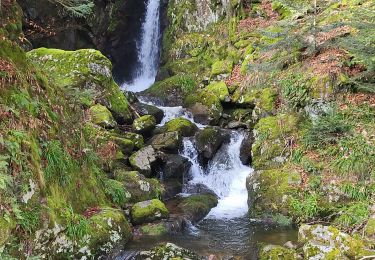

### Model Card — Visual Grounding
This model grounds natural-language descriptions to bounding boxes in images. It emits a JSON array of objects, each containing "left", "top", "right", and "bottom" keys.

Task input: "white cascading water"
[
  {"left": 181, "top": 133, "right": 253, "bottom": 219},
  {"left": 123, "top": 0, "right": 161, "bottom": 92}
]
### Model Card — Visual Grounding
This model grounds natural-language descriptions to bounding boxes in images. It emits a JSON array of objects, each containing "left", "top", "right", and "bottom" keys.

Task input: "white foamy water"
[
  {"left": 181, "top": 133, "right": 253, "bottom": 219},
  {"left": 123, "top": 0, "right": 161, "bottom": 92}
]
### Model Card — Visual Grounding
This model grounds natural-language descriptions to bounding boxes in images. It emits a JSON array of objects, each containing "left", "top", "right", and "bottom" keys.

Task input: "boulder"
[
  {"left": 89, "top": 104, "right": 117, "bottom": 129},
  {"left": 195, "top": 127, "right": 227, "bottom": 161},
  {"left": 211, "top": 60, "right": 233, "bottom": 77},
  {"left": 183, "top": 183, "right": 217, "bottom": 197},
  {"left": 159, "top": 153, "right": 192, "bottom": 181},
  {"left": 205, "top": 81, "right": 230, "bottom": 102},
  {"left": 177, "top": 194, "right": 218, "bottom": 223},
  {"left": 129, "top": 146, "right": 158, "bottom": 177},
  {"left": 121, "top": 132, "right": 144, "bottom": 150},
  {"left": 154, "top": 117, "right": 198, "bottom": 137},
  {"left": 185, "top": 91, "right": 223, "bottom": 125},
  {"left": 132, "top": 102, "right": 165, "bottom": 124},
  {"left": 27, "top": 48, "right": 132, "bottom": 123},
  {"left": 135, "top": 243, "right": 203, "bottom": 260},
  {"left": 131, "top": 199, "right": 169, "bottom": 225},
  {"left": 148, "top": 131, "right": 182, "bottom": 153},
  {"left": 298, "top": 224, "right": 368, "bottom": 259},
  {"left": 239, "top": 131, "right": 254, "bottom": 165},
  {"left": 138, "top": 222, "right": 168, "bottom": 236},
  {"left": 259, "top": 245, "right": 297, "bottom": 260},
  {"left": 113, "top": 169, "right": 163, "bottom": 203},
  {"left": 132, "top": 115, "right": 156, "bottom": 135}
]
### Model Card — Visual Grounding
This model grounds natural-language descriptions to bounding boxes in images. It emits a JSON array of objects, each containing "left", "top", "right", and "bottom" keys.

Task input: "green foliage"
[
  {"left": 63, "top": 205, "right": 89, "bottom": 240},
  {"left": 341, "top": 183, "right": 375, "bottom": 202},
  {"left": 103, "top": 179, "right": 128, "bottom": 206},
  {"left": 331, "top": 135, "right": 375, "bottom": 179},
  {"left": 280, "top": 73, "right": 311, "bottom": 109},
  {"left": 334, "top": 202, "right": 370, "bottom": 229},
  {"left": 44, "top": 140, "right": 77, "bottom": 186},
  {"left": 49, "top": 0, "right": 94, "bottom": 18},
  {"left": 0, "top": 156, "right": 12, "bottom": 191},
  {"left": 302, "top": 111, "right": 352, "bottom": 148},
  {"left": 17, "top": 207, "right": 40, "bottom": 234},
  {"left": 289, "top": 193, "right": 319, "bottom": 222}
]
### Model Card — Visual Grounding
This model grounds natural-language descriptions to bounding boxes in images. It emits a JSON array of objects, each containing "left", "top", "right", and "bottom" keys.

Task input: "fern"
[{"left": 48, "top": 0, "right": 94, "bottom": 18}]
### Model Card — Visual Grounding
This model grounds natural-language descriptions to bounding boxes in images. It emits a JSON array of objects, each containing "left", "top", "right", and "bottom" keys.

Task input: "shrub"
[
  {"left": 289, "top": 192, "right": 320, "bottom": 222},
  {"left": 280, "top": 73, "right": 311, "bottom": 110},
  {"left": 63, "top": 205, "right": 89, "bottom": 240},
  {"left": 334, "top": 202, "right": 370, "bottom": 229}
]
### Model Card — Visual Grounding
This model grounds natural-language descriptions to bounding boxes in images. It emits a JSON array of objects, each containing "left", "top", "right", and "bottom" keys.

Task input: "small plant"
[
  {"left": 334, "top": 202, "right": 370, "bottom": 229},
  {"left": 18, "top": 207, "right": 40, "bottom": 234},
  {"left": 341, "top": 183, "right": 375, "bottom": 202},
  {"left": 44, "top": 140, "right": 77, "bottom": 186},
  {"left": 103, "top": 179, "right": 128, "bottom": 206},
  {"left": 302, "top": 110, "right": 352, "bottom": 148},
  {"left": 64, "top": 205, "right": 89, "bottom": 241},
  {"left": 280, "top": 73, "right": 311, "bottom": 110},
  {"left": 289, "top": 192, "right": 320, "bottom": 222},
  {"left": 48, "top": 0, "right": 94, "bottom": 18}
]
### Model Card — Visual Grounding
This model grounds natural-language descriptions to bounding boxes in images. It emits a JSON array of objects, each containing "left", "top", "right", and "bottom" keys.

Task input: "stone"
[
  {"left": 131, "top": 199, "right": 169, "bottom": 225},
  {"left": 129, "top": 146, "right": 158, "bottom": 177},
  {"left": 159, "top": 153, "right": 192, "bottom": 181},
  {"left": 239, "top": 131, "right": 254, "bottom": 165},
  {"left": 135, "top": 242, "right": 203, "bottom": 260},
  {"left": 132, "top": 115, "right": 156, "bottom": 135},
  {"left": 154, "top": 117, "right": 198, "bottom": 137},
  {"left": 177, "top": 194, "right": 218, "bottom": 223},
  {"left": 259, "top": 245, "right": 297, "bottom": 260},
  {"left": 132, "top": 102, "right": 165, "bottom": 124},
  {"left": 183, "top": 183, "right": 217, "bottom": 197},
  {"left": 195, "top": 127, "right": 227, "bottom": 161},
  {"left": 211, "top": 60, "right": 233, "bottom": 76},
  {"left": 185, "top": 91, "right": 223, "bottom": 125},
  {"left": 89, "top": 104, "right": 117, "bottom": 129},
  {"left": 205, "top": 81, "right": 230, "bottom": 102},
  {"left": 148, "top": 131, "right": 182, "bottom": 153}
]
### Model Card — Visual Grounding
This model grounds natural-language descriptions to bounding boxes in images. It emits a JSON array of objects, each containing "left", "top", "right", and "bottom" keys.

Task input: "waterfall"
[
  {"left": 123, "top": 0, "right": 161, "bottom": 92},
  {"left": 181, "top": 132, "right": 253, "bottom": 219}
]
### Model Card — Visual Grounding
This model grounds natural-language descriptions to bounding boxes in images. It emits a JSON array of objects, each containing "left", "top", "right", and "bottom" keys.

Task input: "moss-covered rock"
[
  {"left": 131, "top": 199, "right": 169, "bottom": 225},
  {"left": 113, "top": 169, "right": 163, "bottom": 203},
  {"left": 154, "top": 117, "right": 198, "bottom": 137},
  {"left": 252, "top": 114, "right": 298, "bottom": 169},
  {"left": 129, "top": 146, "right": 158, "bottom": 177},
  {"left": 132, "top": 115, "right": 156, "bottom": 135},
  {"left": 177, "top": 193, "right": 218, "bottom": 223},
  {"left": 185, "top": 91, "right": 223, "bottom": 125},
  {"left": 195, "top": 127, "right": 227, "bottom": 161},
  {"left": 211, "top": 60, "right": 233, "bottom": 77},
  {"left": 132, "top": 102, "right": 165, "bottom": 124},
  {"left": 205, "top": 81, "right": 230, "bottom": 102},
  {"left": 27, "top": 48, "right": 132, "bottom": 123},
  {"left": 88, "top": 208, "right": 132, "bottom": 254},
  {"left": 135, "top": 242, "right": 202, "bottom": 259},
  {"left": 247, "top": 168, "right": 300, "bottom": 217},
  {"left": 89, "top": 104, "right": 117, "bottom": 129},
  {"left": 139, "top": 222, "right": 168, "bottom": 236},
  {"left": 298, "top": 224, "right": 369, "bottom": 259},
  {"left": 259, "top": 244, "right": 297, "bottom": 260},
  {"left": 232, "top": 87, "right": 277, "bottom": 114},
  {"left": 148, "top": 131, "right": 182, "bottom": 153}
]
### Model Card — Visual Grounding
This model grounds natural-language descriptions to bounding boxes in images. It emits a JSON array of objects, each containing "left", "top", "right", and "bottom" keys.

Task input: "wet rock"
[
  {"left": 153, "top": 117, "right": 198, "bottom": 137},
  {"left": 131, "top": 199, "right": 169, "bottom": 225},
  {"left": 195, "top": 127, "right": 227, "bottom": 161},
  {"left": 159, "top": 153, "right": 192, "bottom": 181},
  {"left": 132, "top": 102, "right": 165, "bottom": 124},
  {"left": 227, "top": 121, "right": 248, "bottom": 129},
  {"left": 113, "top": 169, "right": 163, "bottom": 203},
  {"left": 186, "top": 91, "right": 223, "bottom": 125},
  {"left": 132, "top": 115, "right": 157, "bottom": 135},
  {"left": 183, "top": 183, "right": 217, "bottom": 197},
  {"left": 162, "top": 179, "right": 184, "bottom": 200},
  {"left": 176, "top": 193, "right": 218, "bottom": 223},
  {"left": 298, "top": 224, "right": 368, "bottom": 259},
  {"left": 148, "top": 131, "right": 182, "bottom": 153},
  {"left": 89, "top": 104, "right": 117, "bottom": 129},
  {"left": 129, "top": 146, "right": 158, "bottom": 177},
  {"left": 259, "top": 244, "right": 297, "bottom": 260},
  {"left": 239, "top": 131, "right": 254, "bottom": 165},
  {"left": 136, "top": 242, "right": 203, "bottom": 260}
]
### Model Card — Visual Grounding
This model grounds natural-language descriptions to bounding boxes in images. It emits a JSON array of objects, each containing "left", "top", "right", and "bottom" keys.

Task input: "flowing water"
[
  {"left": 117, "top": 1, "right": 297, "bottom": 257},
  {"left": 122, "top": 0, "right": 161, "bottom": 92}
]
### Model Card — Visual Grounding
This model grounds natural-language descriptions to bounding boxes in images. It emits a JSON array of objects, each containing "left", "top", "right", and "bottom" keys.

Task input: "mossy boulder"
[
  {"left": 177, "top": 194, "right": 218, "bottom": 223},
  {"left": 131, "top": 199, "right": 169, "bottom": 225},
  {"left": 135, "top": 242, "right": 202, "bottom": 259},
  {"left": 211, "top": 60, "right": 233, "bottom": 77},
  {"left": 113, "top": 169, "right": 163, "bottom": 203},
  {"left": 88, "top": 208, "right": 132, "bottom": 254},
  {"left": 205, "top": 81, "right": 230, "bottom": 102},
  {"left": 232, "top": 87, "right": 277, "bottom": 115},
  {"left": 154, "top": 117, "right": 198, "bottom": 137},
  {"left": 138, "top": 222, "right": 168, "bottom": 236},
  {"left": 298, "top": 224, "right": 368, "bottom": 259},
  {"left": 129, "top": 146, "right": 158, "bottom": 177},
  {"left": 148, "top": 131, "right": 182, "bottom": 153},
  {"left": 259, "top": 245, "right": 297, "bottom": 260},
  {"left": 132, "top": 115, "right": 157, "bottom": 135},
  {"left": 27, "top": 48, "right": 132, "bottom": 123},
  {"left": 132, "top": 102, "right": 165, "bottom": 124},
  {"left": 185, "top": 91, "right": 223, "bottom": 125},
  {"left": 121, "top": 132, "right": 144, "bottom": 150},
  {"left": 141, "top": 75, "right": 197, "bottom": 106},
  {"left": 247, "top": 168, "right": 301, "bottom": 217},
  {"left": 252, "top": 114, "right": 298, "bottom": 169},
  {"left": 89, "top": 104, "right": 117, "bottom": 129},
  {"left": 195, "top": 127, "right": 227, "bottom": 161},
  {"left": 159, "top": 153, "right": 192, "bottom": 181}
]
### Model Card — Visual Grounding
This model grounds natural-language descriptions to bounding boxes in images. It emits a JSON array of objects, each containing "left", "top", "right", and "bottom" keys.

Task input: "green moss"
[
  {"left": 179, "top": 194, "right": 218, "bottom": 222},
  {"left": 139, "top": 223, "right": 168, "bottom": 236},
  {"left": 205, "top": 81, "right": 230, "bottom": 101},
  {"left": 156, "top": 117, "right": 198, "bottom": 137},
  {"left": 365, "top": 218, "right": 375, "bottom": 237},
  {"left": 259, "top": 245, "right": 297, "bottom": 260},
  {"left": 89, "top": 104, "right": 117, "bottom": 128},
  {"left": 0, "top": 217, "right": 16, "bottom": 247},
  {"left": 211, "top": 60, "right": 234, "bottom": 76},
  {"left": 131, "top": 199, "right": 169, "bottom": 225},
  {"left": 132, "top": 115, "right": 156, "bottom": 134}
]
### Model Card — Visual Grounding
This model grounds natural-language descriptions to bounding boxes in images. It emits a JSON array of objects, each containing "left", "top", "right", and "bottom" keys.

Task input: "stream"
[{"left": 119, "top": 0, "right": 297, "bottom": 258}]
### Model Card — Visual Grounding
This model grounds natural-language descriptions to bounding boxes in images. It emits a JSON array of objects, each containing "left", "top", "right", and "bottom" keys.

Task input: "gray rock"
[
  {"left": 195, "top": 127, "right": 228, "bottom": 162},
  {"left": 133, "top": 102, "right": 165, "bottom": 124},
  {"left": 159, "top": 153, "right": 192, "bottom": 181},
  {"left": 129, "top": 146, "right": 158, "bottom": 177},
  {"left": 240, "top": 131, "right": 254, "bottom": 165},
  {"left": 148, "top": 131, "right": 182, "bottom": 153}
]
